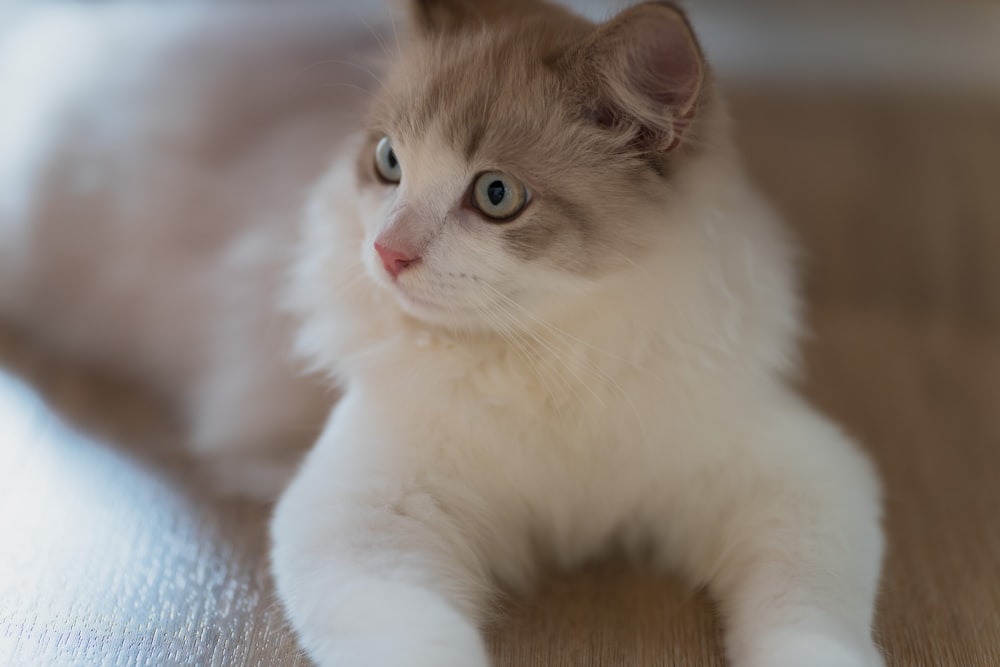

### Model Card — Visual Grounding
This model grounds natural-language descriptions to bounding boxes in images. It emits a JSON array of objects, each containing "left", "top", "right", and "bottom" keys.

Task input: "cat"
[
  {"left": 0, "top": 1, "right": 886, "bottom": 666},
  {"left": 0, "top": 2, "right": 366, "bottom": 494},
  {"left": 271, "top": 1, "right": 886, "bottom": 666}
]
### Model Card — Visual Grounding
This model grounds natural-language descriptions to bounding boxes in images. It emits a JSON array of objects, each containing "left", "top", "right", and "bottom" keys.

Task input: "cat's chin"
[
  {"left": 390, "top": 285, "right": 484, "bottom": 332},
  {"left": 395, "top": 287, "right": 444, "bottom": 314}
]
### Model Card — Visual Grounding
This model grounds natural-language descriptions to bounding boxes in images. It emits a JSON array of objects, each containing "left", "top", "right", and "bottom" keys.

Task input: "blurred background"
[{"left": 1, "top": 2, "right": 998, "bottom": 666}]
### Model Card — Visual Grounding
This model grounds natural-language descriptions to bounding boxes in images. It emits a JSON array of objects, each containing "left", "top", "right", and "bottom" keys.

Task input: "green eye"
[
  {"left": 472, "top": 172, "right": 528, "bottom": 221},
  {"left": 374, "top": 136, "right": 401, "bottom": 183}
]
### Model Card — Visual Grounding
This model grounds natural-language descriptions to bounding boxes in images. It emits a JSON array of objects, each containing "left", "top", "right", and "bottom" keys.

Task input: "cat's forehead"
[{"left": 371, "top": 24, "right": 589, "bottom": 167}]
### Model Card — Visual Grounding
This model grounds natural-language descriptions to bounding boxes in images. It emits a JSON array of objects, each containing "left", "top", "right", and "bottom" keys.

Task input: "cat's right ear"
[{"left": 558, "top": 2, "right": 707, "bottom": 154}]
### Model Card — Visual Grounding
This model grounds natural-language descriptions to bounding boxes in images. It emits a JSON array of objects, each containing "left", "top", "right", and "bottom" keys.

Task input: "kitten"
[
  {"left": 0, "top": 1, "right": 885, "bottom": 665},
  {"left": 0, "top": 3, "right": 363, "bottom": 494},
  {"left": 272, "top": 1, "right": 885, "bottom": 667}
]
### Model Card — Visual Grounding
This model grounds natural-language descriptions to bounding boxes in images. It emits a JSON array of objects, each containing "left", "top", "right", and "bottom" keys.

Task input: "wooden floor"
[{"left": 1, "top": 90, "right": 998, "bottom": 667}]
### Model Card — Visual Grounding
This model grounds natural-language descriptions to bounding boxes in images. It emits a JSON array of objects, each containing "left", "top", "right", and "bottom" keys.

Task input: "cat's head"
[{"left": 355, "top": 0, "right": 713, "bottom": 331}]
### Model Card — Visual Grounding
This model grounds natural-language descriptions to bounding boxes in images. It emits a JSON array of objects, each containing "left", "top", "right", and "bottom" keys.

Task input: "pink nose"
[{"left": 374, "top": 241, "right": 419, "bottom": 278}]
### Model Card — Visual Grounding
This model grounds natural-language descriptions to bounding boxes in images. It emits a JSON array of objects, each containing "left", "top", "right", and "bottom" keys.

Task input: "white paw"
[
  {"left": 740, "top": 632, "right": 885, "bottom": 667},
  {"left": 298, "top": 579, "right": 490, "bottom": 667}
]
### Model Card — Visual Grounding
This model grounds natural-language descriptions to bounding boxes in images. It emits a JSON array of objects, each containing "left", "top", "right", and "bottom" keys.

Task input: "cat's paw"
[
  {"left": 298, "top": 579, "right": 490, "bottom": 667},
  {"left": 737, "top": 632, "right": 885, "bottom": 667}
]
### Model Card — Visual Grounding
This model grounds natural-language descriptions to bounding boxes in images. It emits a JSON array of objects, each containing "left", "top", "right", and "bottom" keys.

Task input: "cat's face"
[{"left": 355, "top": 0, "right": 707, "bottom": 331}]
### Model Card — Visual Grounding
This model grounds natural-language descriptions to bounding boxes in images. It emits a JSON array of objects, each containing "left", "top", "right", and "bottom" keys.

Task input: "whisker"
[
  {"left": 388, "top": 5, "right": 403, "bottom": 59},
  {"left": 313, "top": 81, "right": 374, "bottom": 96},
  {"left": 475, "top": 280, "right": 653, "bottom": 447},
  {"left": 310, "top": 267, "right": 369, "bottom": 305},
  {"left": 357, "top": 14, "right": 392, "bottom": 62},
  {"left": 484, "top": 291, "right": 602, "bottom": 409},
  {"left": 308, "top": 58, "right": 386, "bottom": 89},
  {"left": 470, "top": 301, "right": 572, "bottom": 434},
  {"left": 476, "top": 280, "right": 629, "bottom": 368}
]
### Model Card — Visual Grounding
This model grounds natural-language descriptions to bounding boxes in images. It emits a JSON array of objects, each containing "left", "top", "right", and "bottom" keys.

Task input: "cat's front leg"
[
  {"left": 670, "top": 392, "right": 886, "bottom": 667},
  {"left": 270, "top": 398, "right": 492, "bottom": 667}
]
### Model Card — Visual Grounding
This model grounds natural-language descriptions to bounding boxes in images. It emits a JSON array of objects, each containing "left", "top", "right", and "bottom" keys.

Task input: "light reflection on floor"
[{"left": 0, "top": 370, "right": 308, "bottom": 667}]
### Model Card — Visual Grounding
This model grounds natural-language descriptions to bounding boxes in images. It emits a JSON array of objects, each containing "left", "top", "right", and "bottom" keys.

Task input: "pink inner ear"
[{"left": 627, "top": 12, "right": 703, "bottom": 116}]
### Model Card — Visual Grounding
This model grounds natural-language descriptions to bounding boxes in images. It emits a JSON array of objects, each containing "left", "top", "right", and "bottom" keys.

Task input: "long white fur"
[
  {"left": 272, "top": 120, "right": 885, "bottom": 665},
  {"left": 0, "top": 4, "right": 885, "bottom": 666}
]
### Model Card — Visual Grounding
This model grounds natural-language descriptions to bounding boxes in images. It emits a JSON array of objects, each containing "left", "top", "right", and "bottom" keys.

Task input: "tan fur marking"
[{"left": 361, "top": 1, "right": 716, "bottom": 275}]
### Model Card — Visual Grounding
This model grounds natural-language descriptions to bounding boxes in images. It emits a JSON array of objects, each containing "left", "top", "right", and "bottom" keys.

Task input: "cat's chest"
[{"left": 364, "top": 331, "right": 665, "bottom": 453}]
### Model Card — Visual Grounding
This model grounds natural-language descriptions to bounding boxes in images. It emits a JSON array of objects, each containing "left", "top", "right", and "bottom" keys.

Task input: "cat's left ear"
[{"left": 559, "top": 2, "right": 706, "bottom": 153}]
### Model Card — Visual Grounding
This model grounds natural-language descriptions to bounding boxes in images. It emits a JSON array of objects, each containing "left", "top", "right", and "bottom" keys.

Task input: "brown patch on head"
[
  {"left": 365, "top": 0, "right": 714, "bottom": 274},
  {"left": 406, "top": 0, "right": 555, "bottom": 36},
  {"left": 500, "top": 191, "right": 597, "bottom": 266},
  {"left": 462, "top": 120, "right": 486, "bottom": 161}
]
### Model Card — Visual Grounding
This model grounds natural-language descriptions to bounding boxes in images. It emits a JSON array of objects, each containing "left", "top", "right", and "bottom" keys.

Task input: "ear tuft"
[{"left": 561, "top": 2, "right": 706, "bottom": 153}]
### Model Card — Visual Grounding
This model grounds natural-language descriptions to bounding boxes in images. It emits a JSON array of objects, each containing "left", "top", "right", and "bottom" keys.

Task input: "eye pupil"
[
  {"left": 374, "top": 136, "right": 401, "bottom": 183},
  {"left": 473, "top": 171, "right": 526, "bottom": 222},
  {"left": 487, "top": 181, "right": 506, "bottom": 206}
]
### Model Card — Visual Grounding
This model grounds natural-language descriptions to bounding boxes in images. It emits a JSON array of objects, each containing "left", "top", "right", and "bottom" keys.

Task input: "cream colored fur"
[{"left": 0, "top": 3, "right": 885, "bottom": 666}]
